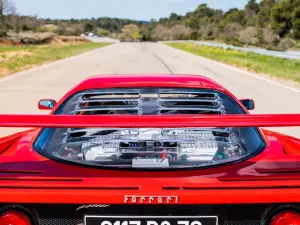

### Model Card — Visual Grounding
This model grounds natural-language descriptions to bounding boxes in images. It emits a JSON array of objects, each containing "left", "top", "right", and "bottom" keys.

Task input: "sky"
[{"left": 12, "top": 0, "right": 250, "bottom": 21}]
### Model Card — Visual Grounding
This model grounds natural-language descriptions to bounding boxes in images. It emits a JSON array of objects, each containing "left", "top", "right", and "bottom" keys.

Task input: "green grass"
[
  {"left": 165, "top": 42, "right": 300, "bottom": 83},
  {"left": 0, "top": 42, "right": 112, "bottom": 77}
]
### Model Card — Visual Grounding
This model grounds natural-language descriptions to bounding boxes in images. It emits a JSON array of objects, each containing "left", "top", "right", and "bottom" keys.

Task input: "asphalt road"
[{"left": 1, "top": 42, "right": 300, "bottom": 137}]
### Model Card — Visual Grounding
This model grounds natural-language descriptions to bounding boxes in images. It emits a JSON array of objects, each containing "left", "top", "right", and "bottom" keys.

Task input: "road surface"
[{"left": 1, "top": 42, "right": 300, "bottom": 137}]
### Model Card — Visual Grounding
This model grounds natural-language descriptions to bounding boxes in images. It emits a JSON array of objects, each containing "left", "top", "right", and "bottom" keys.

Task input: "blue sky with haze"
[{"left": 13, "top": 0, "right": 249, "bottom": 20}]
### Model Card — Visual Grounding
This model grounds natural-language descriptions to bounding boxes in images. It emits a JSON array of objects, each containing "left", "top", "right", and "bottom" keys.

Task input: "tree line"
[
  {"left": 146, "top": 0, "right": 300, "bottom": 50},
  {"left": 1, "top": 0, "right": 300, "bottom": 50},
  {"left": 0, "top": 0, "right": 144, "bottom": 37}
]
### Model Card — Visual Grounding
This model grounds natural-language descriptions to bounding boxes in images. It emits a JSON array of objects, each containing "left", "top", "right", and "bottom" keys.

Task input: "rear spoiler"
[{"left": 0, "top": 114, "right": 299, "bottom": 128}]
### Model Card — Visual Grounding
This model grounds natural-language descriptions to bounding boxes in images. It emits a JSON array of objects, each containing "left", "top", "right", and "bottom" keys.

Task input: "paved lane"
[{"left": 1, "top": 42, "right": 300, "bottom": 137}]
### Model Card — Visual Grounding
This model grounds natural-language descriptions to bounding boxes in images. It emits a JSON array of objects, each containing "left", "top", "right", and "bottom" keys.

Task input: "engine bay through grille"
[
  {"left": 34, "top": 88, "right": 265, "bottom": 169},
  {"left": 59, "top": 127, "right": 243, "bottom": 168}
]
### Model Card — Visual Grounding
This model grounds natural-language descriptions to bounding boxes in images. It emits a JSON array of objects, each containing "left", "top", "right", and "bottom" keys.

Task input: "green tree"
[
  {"left": 121, "top": 24, "right": 140, "bottom": 41},
  {"left": 0, "top": 0, "right": 4, "bottom": 32},
  {"left": 245, "top": 0, "right": 260, "bottom": 26},
  {"left": 224, "top": 8, "right": 246, "bottom": 25},
  {"left": 169, "top": 13, "right": 182, "bottom": 21},
  {"left": 292, "top": 6, "right": 300, "bottom": 38},
  {"left": 97, "top": 28, "right": 109, "bottom": 37},
  {"left": 271, "top": 0, "right": 300, "bottom": 38},
  {"left": 256, "top": 0, "right": 277, "bottom": 28},
  {"left": 194, "top": 4, "right": 215, "bottom": 18},
  {"left": 0, "top": 0, "right": 17, "bottom": 33},
  {"left": 184, "top": 4, "right": 215, "bottom": 30},
  {"left": 139, "top": 24, "right": 154, "bottom": 41},
  {"left": 84, "top": 23, "right": 94, "bottom": 32},
  {"left": 185, "top": 13, "right": 200, "bottom": 30}
]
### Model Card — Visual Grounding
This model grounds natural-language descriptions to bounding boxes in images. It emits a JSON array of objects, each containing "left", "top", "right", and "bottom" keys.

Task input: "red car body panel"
[{"left": 1, "top": 74, "right": 300, "bottom": 206}]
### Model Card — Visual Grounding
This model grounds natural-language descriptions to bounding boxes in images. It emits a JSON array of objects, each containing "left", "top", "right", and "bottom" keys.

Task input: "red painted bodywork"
[{"left": 1, "top": 74, "right": 300, "bottom": 205}]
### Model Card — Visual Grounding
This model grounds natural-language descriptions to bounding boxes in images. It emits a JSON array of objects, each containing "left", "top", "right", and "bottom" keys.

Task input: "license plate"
[{"left": 84, "top": 216, "right": 218, "bottom": 225}]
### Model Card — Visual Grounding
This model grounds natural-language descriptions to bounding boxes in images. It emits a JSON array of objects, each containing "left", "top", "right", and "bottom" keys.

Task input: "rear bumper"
[{"left": 1, "top": 203, "right": 300, "bottom": 225}]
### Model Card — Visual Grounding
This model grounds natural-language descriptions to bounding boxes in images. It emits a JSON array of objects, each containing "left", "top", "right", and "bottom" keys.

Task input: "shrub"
[
  {"left": 169, "top": 24, "right": 191, "bottom": 40},
  {"left": 0, "top": 31, "right": 8, "bottom": 37},
  {"left": 7, "top": 32, "right": 56, "bottom": 45},
  {"left": 198, "top": 24, "right": 215, "bottom": 40},
  {"left": 262, "top": 28, "right": 278, "bottom": 45},
  {"left": 239, "top": 26, "right": 258, "bottom": 45},
  {"left": 277, "top": 38, "right": 296, "bottom": 50},
  {"left": 224, "top": 39, "right": 244, "bottom": 47},
  {"left": 151, "top": 25, "right": 170, "bottom": 41},
  {"left": 22, "top": 25, "right": 32, "bottom": 31},
  {"left": 36, "top": 24, "right": 58, "bottom": 33},
  {"left": 223, "top": 23, "right": 243, "bottom": 42},
  {"left": 97, "top": 29, "right": 110, "bottom": 37}
]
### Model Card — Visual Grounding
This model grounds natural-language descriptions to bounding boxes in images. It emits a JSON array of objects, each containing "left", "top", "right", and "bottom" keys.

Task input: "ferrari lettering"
[{"left": 124, "top": 196, "right": 179, "bottom": 204}]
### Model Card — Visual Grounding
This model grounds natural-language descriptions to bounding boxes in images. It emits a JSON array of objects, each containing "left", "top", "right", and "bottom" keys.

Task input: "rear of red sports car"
[{"left": 1, "top": 75, "right": 300, "bottom": 225}]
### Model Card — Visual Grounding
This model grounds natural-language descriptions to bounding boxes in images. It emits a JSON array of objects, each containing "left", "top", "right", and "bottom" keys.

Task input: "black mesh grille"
[{"left": 0, "top": 203, "right": 285, "bottom": 225}]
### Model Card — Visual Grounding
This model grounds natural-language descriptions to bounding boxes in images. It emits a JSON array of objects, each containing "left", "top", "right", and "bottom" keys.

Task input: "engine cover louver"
[{"left": 73, "top": 89, "right": 226, "bottom": 115}]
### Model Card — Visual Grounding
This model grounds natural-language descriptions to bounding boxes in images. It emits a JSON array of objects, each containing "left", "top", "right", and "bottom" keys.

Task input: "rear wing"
[{"left": 0, "top": 114, "right": 299, "bottom": 128}]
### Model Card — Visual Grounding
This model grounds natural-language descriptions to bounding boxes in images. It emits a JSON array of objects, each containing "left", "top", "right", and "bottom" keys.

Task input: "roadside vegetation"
[
  {"left": 166, "top": 42, "right": 300, "bottom": 83},
  {"left": 0, "top": 42, "right": 111, "bottom": 77},
  {"left": 153, "top": 0, "right": 300, "bottom": 51},
  {"left": 1, "top": 0, "right": 300, "bottom": 50},
  {"left": 0, "top": 0, "right": 113, "bottom": 77}
]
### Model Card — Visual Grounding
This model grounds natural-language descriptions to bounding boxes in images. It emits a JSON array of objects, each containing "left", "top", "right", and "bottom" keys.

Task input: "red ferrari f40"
[{"left": 0, "top": 74, "right": 300, "bottom": 225}]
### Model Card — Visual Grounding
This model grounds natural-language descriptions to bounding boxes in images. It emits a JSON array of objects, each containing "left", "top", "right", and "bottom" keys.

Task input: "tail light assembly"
[
  {"left": 270, "top": 211, "right": 300, "bottom": 225},
  {"left": 0, "top": 210, "right": 31, "bottom": 225}
]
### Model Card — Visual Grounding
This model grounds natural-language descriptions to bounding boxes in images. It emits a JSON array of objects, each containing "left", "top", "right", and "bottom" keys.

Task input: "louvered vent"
[
  {"left": 158, "top": 91, "right": 225, "bottom": 115},
  {"left": 75, "top": 91, "right": 141, "bottom": 115},
  {"left": 73, "top": 89, "right": 226, "bottom": 115}
]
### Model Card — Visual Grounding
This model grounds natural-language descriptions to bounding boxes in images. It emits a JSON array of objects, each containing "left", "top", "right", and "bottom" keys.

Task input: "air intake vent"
[
  {"left": 75, "top": 91, "right": 141, "bottom": 115},
  {"left": 73, "top": 89, "right": 226, "bottom": 115},
  {"left": 158, "top": 91, "right": 225, "bottom": 115}
]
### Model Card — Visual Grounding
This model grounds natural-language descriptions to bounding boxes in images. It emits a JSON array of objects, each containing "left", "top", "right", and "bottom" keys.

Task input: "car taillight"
[
  {"left": 271, "top": 211, "right": 300, "bottom": 225},
  {"left": 0, "top": 211, "right": 31, "bottom": 225}
]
